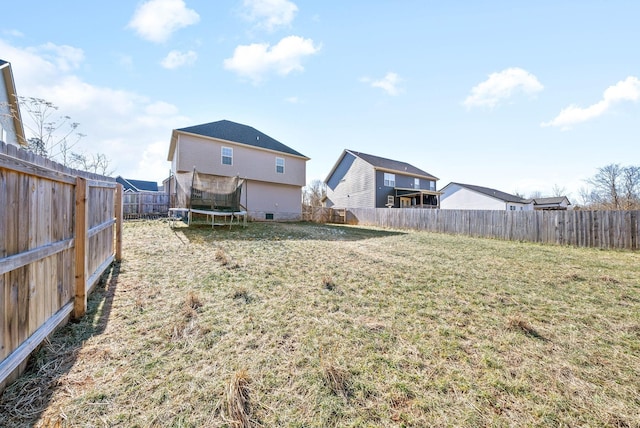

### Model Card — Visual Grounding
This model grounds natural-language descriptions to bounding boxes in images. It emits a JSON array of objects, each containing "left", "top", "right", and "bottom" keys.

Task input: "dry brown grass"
[
  {"left": 1, "top": 220, "right": 639, "bottom": 427},
  {"left": 222, "top": 368, "right": 255, "bottom": 428},
  {"left": 320, "top": 350, "right": 351, "bottom": 399}
]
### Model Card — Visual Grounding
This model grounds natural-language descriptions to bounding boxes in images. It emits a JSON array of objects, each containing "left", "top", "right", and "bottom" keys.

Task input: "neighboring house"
[
  {"left": 168, "top": 120, "right": 309, "bottom": 221},
  {"left": 440, "top": 182, "right": 571, "bottom": 211},
  {"left": 116, "top": 176, "right": 168, "bottom": 218},
  {"left": 324, "top": 149, "right": 440, "bottom": 209},
  {"left": 440, "top": 182, "right": 532, "bottom": 211},
  {"left": 116, "top": 176, "right": 159, "bottom": 192},
  {"left": 0, "top": 59, "right": 26, "bottom": 147},
  {"left": 531, "top": 196, "right": 571, "bottom": 210}
]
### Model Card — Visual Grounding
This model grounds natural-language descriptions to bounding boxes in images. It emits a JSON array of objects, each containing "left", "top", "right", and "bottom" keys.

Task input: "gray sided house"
[
  {"left": 324, "top": 150, "right": 440, "bottom": 209},
  {"left": 0, "top": 59, "right": 26, "bottom": 147},
  {"left": 168, "top": 120, "right": 309, "bottom": 221}
]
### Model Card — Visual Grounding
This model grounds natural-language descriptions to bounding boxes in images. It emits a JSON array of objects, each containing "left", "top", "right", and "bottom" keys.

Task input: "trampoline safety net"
[{"left": 174, "top": 170, "right": 244, "bottom": 212}]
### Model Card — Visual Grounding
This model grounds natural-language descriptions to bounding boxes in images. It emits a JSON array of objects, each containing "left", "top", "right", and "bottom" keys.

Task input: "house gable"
[
  {"left": 324, "top": 151, "right": 375, "bottom": 208},
  {"left": 168, "top": 120, "right": 308, "bottom": 162},
  {"left": 0, "top": 59, "right": 26, "bottom": 147}
]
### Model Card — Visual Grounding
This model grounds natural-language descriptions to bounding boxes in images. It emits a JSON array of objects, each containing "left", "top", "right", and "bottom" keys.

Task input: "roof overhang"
[
  {"left": 395, "top": 187, "right": 441, "bottom": 197},
  {"left": 168, "top": 128, "right": 311, "bottom": 162}
]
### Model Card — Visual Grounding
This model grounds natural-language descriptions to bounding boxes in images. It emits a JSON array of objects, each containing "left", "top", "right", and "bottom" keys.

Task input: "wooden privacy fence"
[
  {"left": 123, "top": 191, "right": 169, "bottom": 219},
  {"left": 346, "top": 208, "right": 639, "bottom": 250},
  {"left": 302, "top": 205, "right": 346, "bottom": 223},
  {"left": 0, "top": 141, "right": 123, "bottom": 392}
]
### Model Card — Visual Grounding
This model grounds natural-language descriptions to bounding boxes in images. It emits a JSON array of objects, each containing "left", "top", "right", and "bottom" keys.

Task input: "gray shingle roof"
[
  {"left": 532, "top": 196, "right": 570, "bottom": 205},
  {"left": 450, "top": 182, "right": 527, "bottom": 203},
  {"left": 177, "top": 120, "right": 307, "bottom": 158},
  {"left": 116, "top": 176, "right": 158, "bottom": 192},
  {"left": 347, "top": 150, "right": 438, "bottom": 180}
]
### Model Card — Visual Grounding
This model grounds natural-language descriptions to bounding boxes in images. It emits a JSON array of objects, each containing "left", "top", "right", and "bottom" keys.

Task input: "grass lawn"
[{"left": 1, "top": 220, "right": 639, "bottom": 427}]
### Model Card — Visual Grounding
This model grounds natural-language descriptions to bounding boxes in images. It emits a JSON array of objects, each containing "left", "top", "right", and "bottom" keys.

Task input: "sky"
[{"left": 2, "top": 0, "right": 639, "bottom": 202}]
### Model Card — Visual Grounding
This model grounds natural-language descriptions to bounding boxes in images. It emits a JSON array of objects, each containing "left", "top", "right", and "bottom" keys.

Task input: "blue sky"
[{"left": 2, "top": 1, "right": 639, "bottom": 201}]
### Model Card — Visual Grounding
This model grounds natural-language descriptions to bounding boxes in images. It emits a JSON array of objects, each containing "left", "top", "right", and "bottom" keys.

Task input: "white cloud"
[
  {"left": 128, "top": 0, "right": 200, "bottom": 43},
  {"left": 132, "top": 140, "right": 172, "bottom": 181},
  {"left": 463, "top": 67, "right": 543, "bottom": 108},
  {"left": 541, "top": 76, "right": 640, "bottom": 130},
  {"left": 243, "top": 0, "right": 298, "bottom": 31},
  {"left": 361, "top": 72, "right": 403, "bottom": 96},
  {"left": 3, "top": 29, "right": 24, "bottom": 38},
  {"left": 1, "top": 38, "right": 189, "bottom": 183},
  {"left": 161, "top": 50, "right": 197, "bottom": 69},
  {"left": 27, "top": 42, "right": 84, "bottom": 72},
  {"left": 223, "top": 35, "right": 320, "bottom": 84}
]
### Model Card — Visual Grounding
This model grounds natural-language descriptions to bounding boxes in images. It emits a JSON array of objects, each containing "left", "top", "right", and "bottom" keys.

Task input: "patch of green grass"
[{"left": 1, "top": 220, "right": 639, "bottom": 427}]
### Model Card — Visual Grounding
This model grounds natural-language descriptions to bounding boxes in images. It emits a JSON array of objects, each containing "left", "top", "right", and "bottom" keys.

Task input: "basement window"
[{"left": 265, "top": 213, "right": 274, "bottom": 220}]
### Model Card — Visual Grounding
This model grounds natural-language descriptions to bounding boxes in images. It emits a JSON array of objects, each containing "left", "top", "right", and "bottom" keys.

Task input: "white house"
[
  {"left": 440, "top": 183, "right": 572, "bottom": 211},
  {"left": 440, "top": 183, "right": 532, "bottom": 211}
]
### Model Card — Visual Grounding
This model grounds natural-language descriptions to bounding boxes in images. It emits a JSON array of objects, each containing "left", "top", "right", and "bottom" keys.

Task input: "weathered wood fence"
[
  {"left": 123, "top": 191, "right": 169, "bottom": 219},
  {"left": 302, "top": 205, "right": 346, "bottom": 223},
  {"left": 340, "top": 208, "right": 638, "bottom": 250},
  {"left": 0, "top": 141, "right": 123, "bottom": 392}
]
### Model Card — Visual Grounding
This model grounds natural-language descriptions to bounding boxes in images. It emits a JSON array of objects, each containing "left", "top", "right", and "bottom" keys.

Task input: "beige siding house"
[{"left": 168, "top": 120, "right": 309, "bottom": 221}]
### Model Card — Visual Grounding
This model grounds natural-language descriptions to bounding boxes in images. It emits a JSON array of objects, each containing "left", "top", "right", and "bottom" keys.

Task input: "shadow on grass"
[
  {"left": 0, "top": 262, "right": 120, "bottom": 427},
  {"left": 172, "top": 220, "right": 407, "bottom": 243}
]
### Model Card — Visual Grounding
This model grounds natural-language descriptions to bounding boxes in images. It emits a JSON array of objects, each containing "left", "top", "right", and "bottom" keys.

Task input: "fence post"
[
  {"left": 74, "top": 177, "right": 88, "bottom": 319},
  {"left": 115, "top": 183, "right": 123, "bottom": 261}
]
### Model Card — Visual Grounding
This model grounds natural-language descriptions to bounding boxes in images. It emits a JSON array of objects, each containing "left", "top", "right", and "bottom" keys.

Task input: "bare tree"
[
  {"left": 551, "top": 184, "right": 567, "bottom": 197},
  {"left": 303, "top": 179, "right": 326, "bottom": 207},
  {"left": 577, "top": 186, "right": 595, "bottom": 208},
  {"left": 70, "top": 152, "right": 114, "bottom": 176},
  {"left": 588, "top": 164, "right": 623, "bottom": 209},
  {"left": 528, "top": 190, "right": 543, "bottom": 199},
  {"left": 582, "top": 164, "right": 640, "bottom": 210},
  {"left": 12, "top": 96, "right": 114, "bottom": 176},
  {"left": 18, "top": 96, "right": 85, "bottom": 162},
  {"left": 621, "top": 166, "right": 640, "bottom": 209}
]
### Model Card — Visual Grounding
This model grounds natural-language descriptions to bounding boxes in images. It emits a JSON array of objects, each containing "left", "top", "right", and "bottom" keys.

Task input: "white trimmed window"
[
  {"left": 221, "top": 147, "right": 233, "bottom": 165},
  {"left": 384, "top": 173, "right": 395, "bottom": 187},
  {"left": 276, "top": 157, "right": 285, "bottom": 174},
  {"left": 414, "top": 178, "right": 420, "bottom": 188}
]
